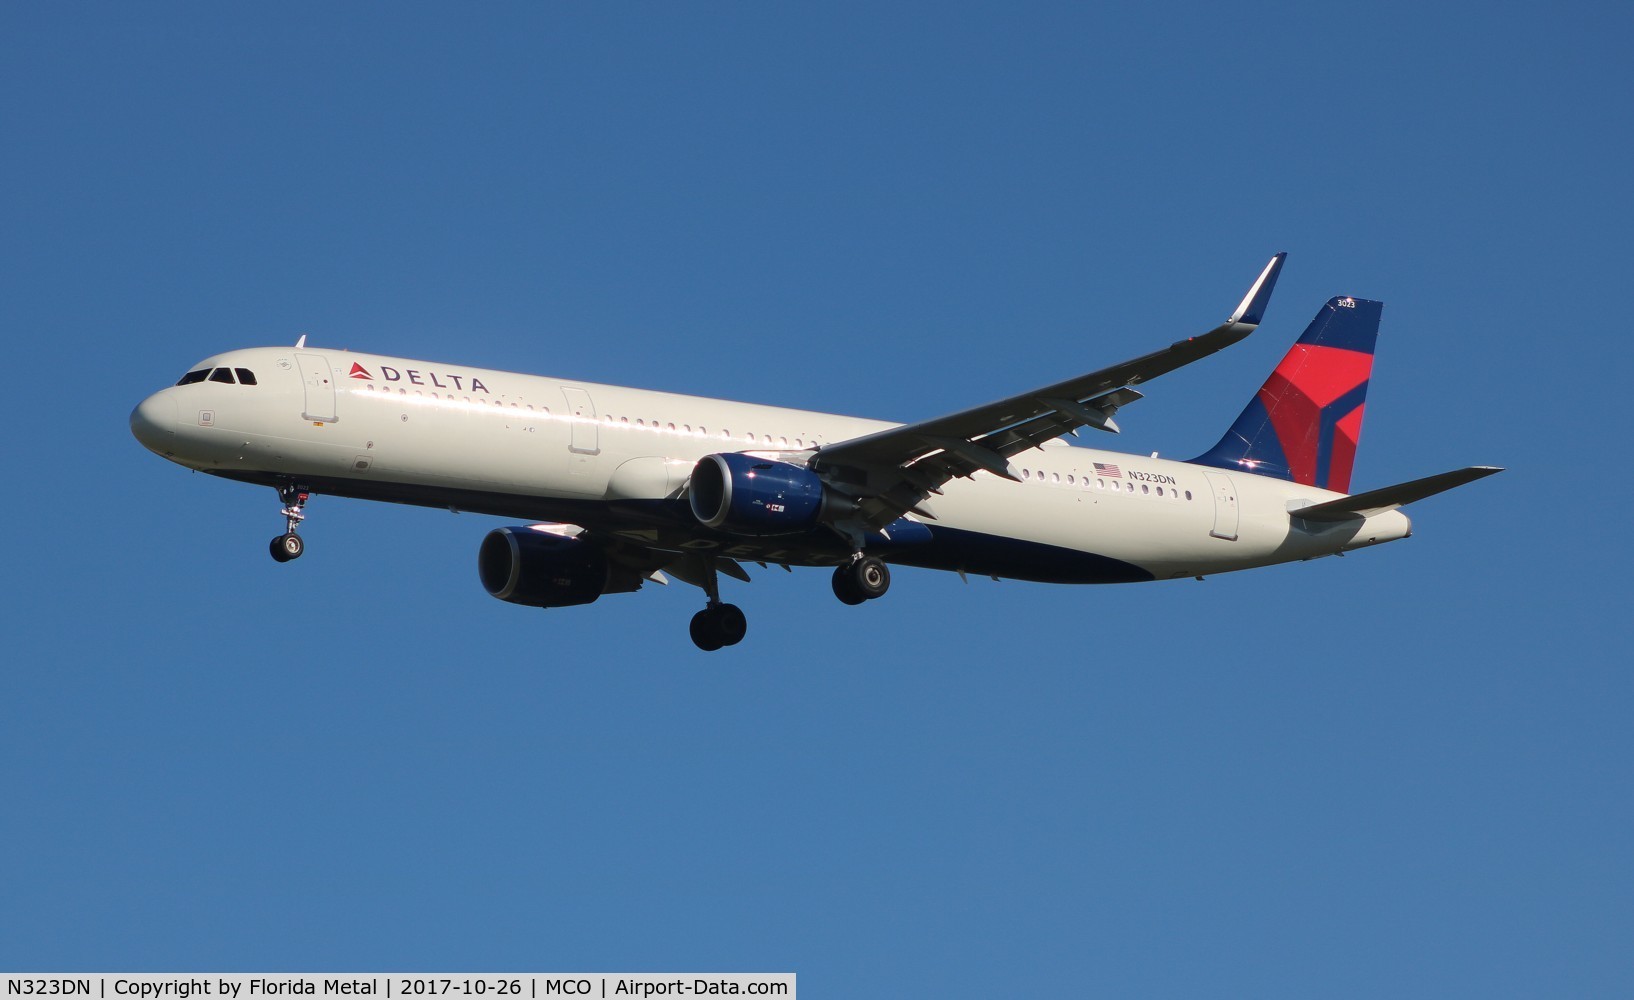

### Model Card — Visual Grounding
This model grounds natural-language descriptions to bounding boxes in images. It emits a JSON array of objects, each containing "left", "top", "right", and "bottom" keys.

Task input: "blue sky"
[{"left": 3, "top": 3, "right": 1629, "bottom": 995}]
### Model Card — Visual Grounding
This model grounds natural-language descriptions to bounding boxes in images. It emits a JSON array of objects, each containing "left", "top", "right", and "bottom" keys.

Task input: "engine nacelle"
[
  {"left": 689, "top": 452, "right": 839, "bottom": 536},
  {"left": 478, "top": 528, "right": 643, "bottom": 608}
]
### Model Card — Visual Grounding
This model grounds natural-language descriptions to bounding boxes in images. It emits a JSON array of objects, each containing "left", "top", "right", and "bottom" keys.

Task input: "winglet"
[{"left": 1228, "top": 252, "right": 1287, "bottom": 327}]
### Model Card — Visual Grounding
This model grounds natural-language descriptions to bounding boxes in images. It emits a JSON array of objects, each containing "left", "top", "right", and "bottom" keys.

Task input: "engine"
[
  {"left": 478, "top": 528, "right": 644, "bottom": 608},
  {"left": 689, "top": 452, "right": 847, "bottom": 536}
]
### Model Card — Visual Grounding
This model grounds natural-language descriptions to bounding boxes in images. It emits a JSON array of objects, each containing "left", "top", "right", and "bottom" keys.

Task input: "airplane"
[{"left": 130, "top": 254, "right": 1499, "bottom": 650}]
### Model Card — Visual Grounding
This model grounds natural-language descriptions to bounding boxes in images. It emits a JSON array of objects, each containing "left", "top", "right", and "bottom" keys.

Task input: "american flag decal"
[{"left": 1093, "top": 462, "right": 1122, "bottom": 478}]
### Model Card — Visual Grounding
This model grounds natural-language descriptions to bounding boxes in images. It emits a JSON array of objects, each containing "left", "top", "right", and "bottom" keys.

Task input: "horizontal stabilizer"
[{"left": 1292, "top": 466, "right": 1503, "bottom": 522}]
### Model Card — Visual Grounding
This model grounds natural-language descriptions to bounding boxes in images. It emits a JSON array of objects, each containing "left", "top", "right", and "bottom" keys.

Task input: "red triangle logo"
[{"left": 348, "top": 362, "right": 373, "bottom": 380}]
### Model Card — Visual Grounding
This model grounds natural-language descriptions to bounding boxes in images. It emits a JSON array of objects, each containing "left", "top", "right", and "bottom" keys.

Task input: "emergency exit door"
[
  {"left": 562, "top": 386, "right": 599, "bottom": 455},
  {"left": 1203, "top": 470, "right": 1239, "bottom": 541}
]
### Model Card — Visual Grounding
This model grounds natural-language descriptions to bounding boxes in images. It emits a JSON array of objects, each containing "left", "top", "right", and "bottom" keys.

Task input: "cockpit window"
[
  {"left": 235, "top": 368, "right": 258, "bottom": 386},
  {"left": 176, "top": 369, "right": 210, "bottom": 386},
  {"left": 208, "top": 368, "right": 236, "bottom": 384}
]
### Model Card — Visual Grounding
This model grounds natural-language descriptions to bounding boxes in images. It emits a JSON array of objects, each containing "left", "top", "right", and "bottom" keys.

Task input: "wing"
[{"left": 812, "top": 253, "right": 1287, "bottom": 530}]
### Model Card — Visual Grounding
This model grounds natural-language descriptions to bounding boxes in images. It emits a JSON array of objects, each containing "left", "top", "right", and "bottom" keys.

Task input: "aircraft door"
[
  {"left": 562, "top": 386, "right": 599, "bottom": 455},
  {"left": 1203, "top": 470, "right": 1239, "bottom": 541},
  {"left": 296, "top": 353, "right": 338, "bottom": 423}
]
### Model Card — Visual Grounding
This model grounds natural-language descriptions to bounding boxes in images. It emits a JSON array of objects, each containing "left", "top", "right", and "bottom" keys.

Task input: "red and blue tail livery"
[{"left": 1192, "top": 295, "right": 1380, "bottom": 492}]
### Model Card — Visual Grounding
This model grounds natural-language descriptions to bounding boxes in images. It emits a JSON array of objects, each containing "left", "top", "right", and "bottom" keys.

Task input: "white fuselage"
[{"left": 131, "top": 346, "right": 1412, "bottom": 583}]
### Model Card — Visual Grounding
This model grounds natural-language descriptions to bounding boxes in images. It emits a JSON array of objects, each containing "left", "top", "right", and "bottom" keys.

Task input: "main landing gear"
[
  {"left": 690, "top": 602, "right": 747, "bottom": 652},
  {"left": 688, "top": 554, "right": 890, "bottom": 650},
  {"left": 832, "top": 555, "right": 890, "bottom": 606},
  {"left": 683, "top": 552, "right": 888, "bottom": 651},
  {"left": 687, "top": 555, "right": 748, "bottom": 652},
  {"left": 269, "top": 485, "right": 309, "bottom": 563}
]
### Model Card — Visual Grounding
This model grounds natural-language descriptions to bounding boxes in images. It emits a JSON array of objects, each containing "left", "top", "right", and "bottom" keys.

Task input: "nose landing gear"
[{"left": 269, "top": 485, "right": 309, "bottom": 563}]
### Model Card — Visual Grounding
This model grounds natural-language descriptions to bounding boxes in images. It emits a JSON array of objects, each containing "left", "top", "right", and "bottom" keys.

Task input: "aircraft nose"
[{"left": 130, "top": 391, "right": 177, "bottom": 452}]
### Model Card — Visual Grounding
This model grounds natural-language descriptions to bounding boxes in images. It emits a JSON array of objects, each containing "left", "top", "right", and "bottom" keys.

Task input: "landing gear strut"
[
  {"left": 687, "top": 555, "right": 747, "bottom": 651},
  {"left": 832, "top": 555, "right": 890, "bottom": 605},
  {"left": 269, "top": 485, "right": 309, "bottom": 563}
]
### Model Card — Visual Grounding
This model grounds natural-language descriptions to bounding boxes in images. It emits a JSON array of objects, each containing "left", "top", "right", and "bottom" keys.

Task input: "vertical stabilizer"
[{"left": 1190, "top": 297, "right": 1381, "bottom": 492}]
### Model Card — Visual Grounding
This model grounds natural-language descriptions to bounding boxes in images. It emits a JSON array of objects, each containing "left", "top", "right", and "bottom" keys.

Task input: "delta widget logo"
[{"left": 344, "top": 361, "right": 489, "bottom": 394}]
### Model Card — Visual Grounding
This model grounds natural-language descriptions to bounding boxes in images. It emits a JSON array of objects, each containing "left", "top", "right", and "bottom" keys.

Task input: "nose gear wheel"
[{"left": 269, "top": 485, "right": 310, "bottom": 562}]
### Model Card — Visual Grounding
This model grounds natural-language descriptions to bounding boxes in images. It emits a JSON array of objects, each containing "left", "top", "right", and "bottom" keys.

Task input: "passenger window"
[
  {"left": 176, "top": 369, "right": 210, "bottom": 386},
  {"left": 208, "top": 368, "right": 235, "bottom": 384},
  {"left": 235, "top": 368, "right": 257, "bottom": 385}
]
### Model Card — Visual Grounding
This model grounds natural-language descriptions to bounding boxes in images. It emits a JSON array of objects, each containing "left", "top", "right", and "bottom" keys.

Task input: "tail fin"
[{"left": 1190, "top": 296, "right": 1381, "bottom": 492}]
